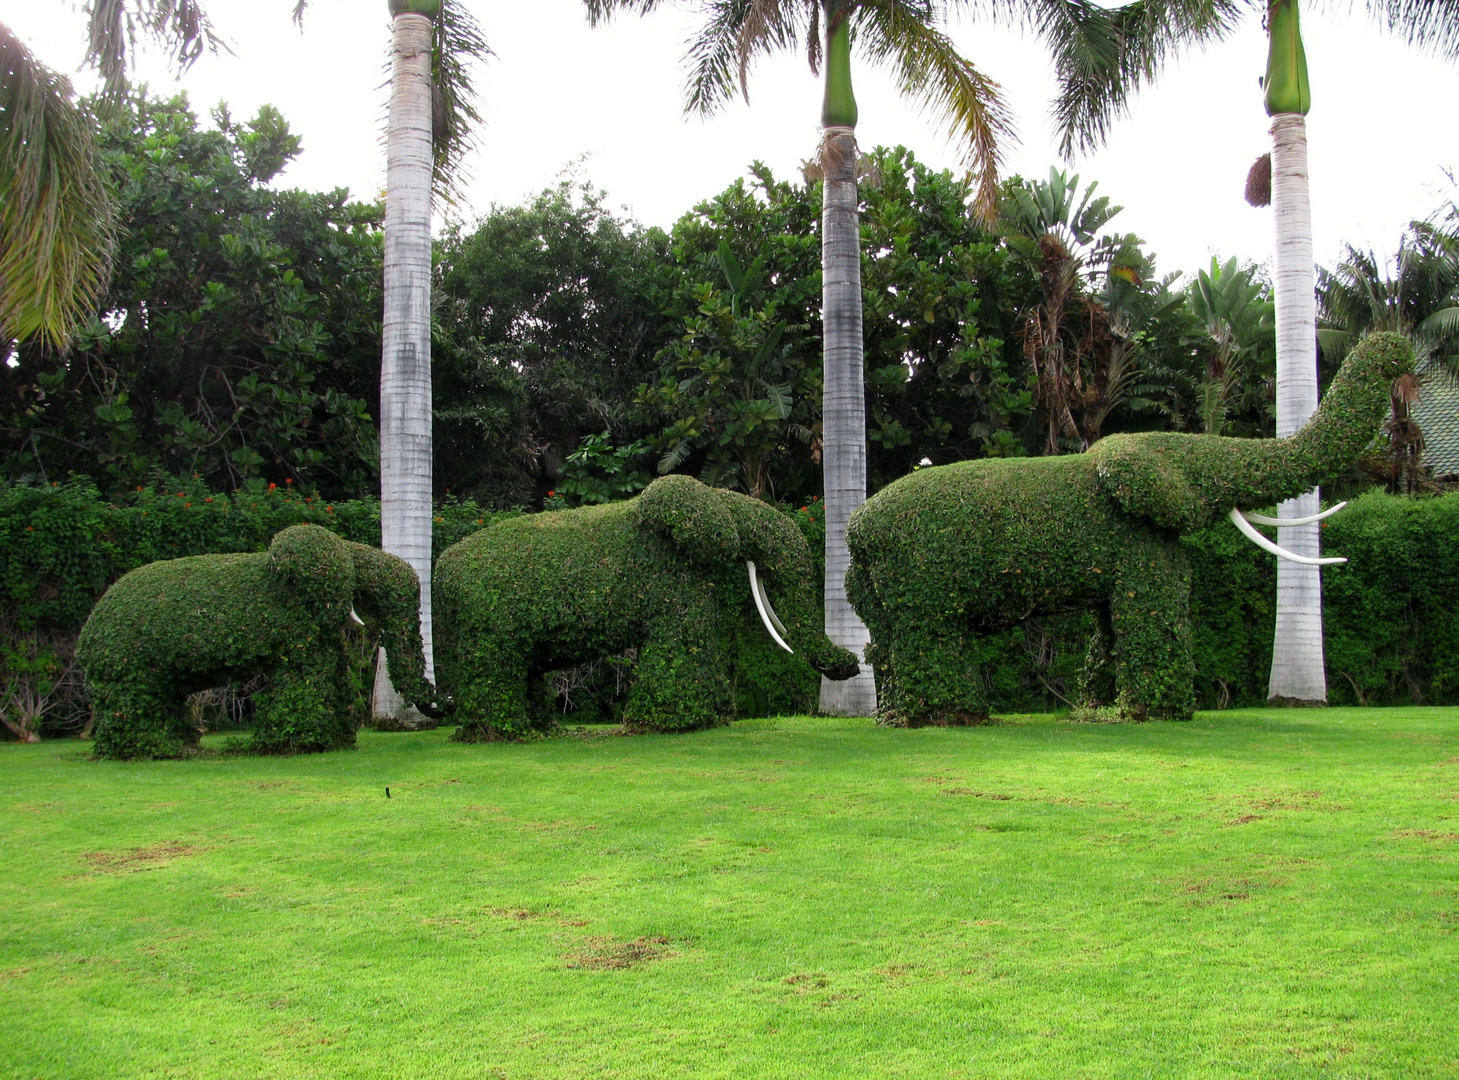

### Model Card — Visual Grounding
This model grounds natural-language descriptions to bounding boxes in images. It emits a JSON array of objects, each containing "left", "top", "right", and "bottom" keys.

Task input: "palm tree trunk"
[
  {"left": 1267, "top": 111, "right": 1327, "bottom": 704},
  {"left": 374, "top": 9, "right": 436, "bottom": 724},
  {"left": 818, "top": 124, "right": 876, "bottom": 717}
]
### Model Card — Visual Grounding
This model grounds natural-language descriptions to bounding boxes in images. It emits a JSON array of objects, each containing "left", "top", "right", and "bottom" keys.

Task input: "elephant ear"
[
  {"left": 633, "top": 474, "right": 740, "bottom": 564},
  {"left": 268, "top": 524, "right": 354, "bottom": 617},
  {"left": 1091, "top": 435, "right": 1204, "bottom": 533}
]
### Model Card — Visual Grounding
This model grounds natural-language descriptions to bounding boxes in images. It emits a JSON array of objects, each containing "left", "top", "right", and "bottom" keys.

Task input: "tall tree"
[
  {"left": 370, "top": 0, "right": 488, "bottom": 723},
  {"left": 585, "top": 0, "right": 1227, "bottom": 716}
]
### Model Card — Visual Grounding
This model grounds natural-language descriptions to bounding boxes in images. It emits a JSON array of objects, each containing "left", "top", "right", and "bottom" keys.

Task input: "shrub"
[{"left": 0, "top": 480, "right": 509, "bottom": 738}]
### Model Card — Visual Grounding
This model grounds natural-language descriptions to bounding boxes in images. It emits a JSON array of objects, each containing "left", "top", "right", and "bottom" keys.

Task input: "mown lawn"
[{"left": 1, "top": 709, "right": 1456, "bottom": 1079}]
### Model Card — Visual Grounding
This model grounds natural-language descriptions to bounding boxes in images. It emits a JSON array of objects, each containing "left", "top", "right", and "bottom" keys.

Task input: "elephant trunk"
[
  {"left": 722, "top": 496, "right": 861, "bottom": 682},
  {"left": 1245, "top": 331, "right": 1411, "bottom": 505},
  {"left": 745, "top": 562, "right": 861, "bottom": 681},
  {"left": 348, "top": 543, "right": 450, "bottom": 714}
]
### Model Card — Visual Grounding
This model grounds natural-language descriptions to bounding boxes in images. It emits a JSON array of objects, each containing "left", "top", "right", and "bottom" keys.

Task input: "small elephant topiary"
[
  {"left": 847, "top": 332, "right": 1413, "bottom": 726},
  {"left": 78, "top": 524, "right": 444, "bottom": 759},
  {"left": 433, "top": 474, "right": 861, "bottom": 740}
]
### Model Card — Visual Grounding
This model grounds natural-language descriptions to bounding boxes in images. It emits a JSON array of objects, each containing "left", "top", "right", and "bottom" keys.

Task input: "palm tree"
[
  {"left": 584, "top": 0, "right": 1229, "bottom": 716},
  {"left": 366, "top": 0, "right": 488, "bottom": 724},
  {"left": 1060, "top": 0, "right": 1459, "bottom": 705},
  {"left": 1, "top": 1, "right": 224, "bottom": 348},
  {"left": 0, "top": 29, "right": 115, "bottom": 349}
]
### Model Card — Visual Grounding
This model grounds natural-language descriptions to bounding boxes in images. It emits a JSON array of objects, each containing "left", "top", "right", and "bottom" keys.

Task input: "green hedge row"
[
  {"left": 3, "top": 483, "right": 1456, "bottom": 739},
  {"left": 0, "top": 479, "right": 510, "bottom": 633}
]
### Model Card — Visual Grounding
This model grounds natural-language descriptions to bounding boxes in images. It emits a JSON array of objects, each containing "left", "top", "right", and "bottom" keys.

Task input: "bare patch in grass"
[
  {"left": 783, "top": 972, "right": 829, "bottom": 991},
  {"left": 515, "top": 819, "right": 599, "bottom": 834},
  {"left": 1177, "top": 870, "right": 1286, "bottom": 906},
  {"left": 82, "top": 841, "right": 199, "bottom": 875},
  {"left": 1393, "top": 829, "right": 1459, "bottom": 844},
  {"left": 563, "top": 935, "right": 672, "bottom": 970},
  {"left": 943, "top": 788, "right": 1014, "bottom": 800},
  {"left": 1225, "top": 814, "right": 1264, "bottom": 827},
  {"left": 485, "top": 907, "right": 588, "bottom": 928}
]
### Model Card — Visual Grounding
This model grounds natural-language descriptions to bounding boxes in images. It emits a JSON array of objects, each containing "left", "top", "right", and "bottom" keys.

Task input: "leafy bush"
[
  {"left": 0, "top": 480, "right": 508, "bottom": 738},
  {"left": 76, "top": 524, "right": 439, "bottom": 759},
  {"left": 436, "top": 476, "right": 856, "bottom": 741}
]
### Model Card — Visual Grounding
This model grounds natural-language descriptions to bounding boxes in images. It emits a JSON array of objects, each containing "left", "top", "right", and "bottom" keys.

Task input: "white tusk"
[
  {"left": 349, "top": 607, "right": 365, "bottom": 626},
  {"left": 1228, "top": 509, "right": 1348, "bottom": 566},
  {"left": 757, "top": 571, "right": 789, "bottom": 638},
  {"left": 746, "top": 561, "right": 794, "bottom": 654},
  {"left": 1241, "top": 501, "right": 1348, "bottom": 527}
]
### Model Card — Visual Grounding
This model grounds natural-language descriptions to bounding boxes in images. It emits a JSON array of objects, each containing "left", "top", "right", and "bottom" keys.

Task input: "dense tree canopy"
[
  {"left": 2, "top": 94, "right": 383, "bottom": 498},
  {"left": 2, "top": 96, "right": 1304, "bottom": 510}
]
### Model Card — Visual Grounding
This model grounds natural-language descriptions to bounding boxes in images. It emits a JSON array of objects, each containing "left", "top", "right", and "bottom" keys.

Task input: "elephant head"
[
  {"left": 268, "top": 525, "right": 447, "bottom": 717},
  {"left": 633, "top": 475, "right": 861, "bottom": 680},
  {"left": 1089, "top": 331, "right": 1413, "bottom": 560}
]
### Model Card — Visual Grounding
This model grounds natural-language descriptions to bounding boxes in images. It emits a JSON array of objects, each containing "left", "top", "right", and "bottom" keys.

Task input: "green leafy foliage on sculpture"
[
  {"left": 847, "top": 333, "right": 1413, "bottom": 726},
  {"left": 76, "top": 525, "right": 441, "bottom": 759},
  {"left": 434, "top": 475, "right": 859, "bottom": 741}
]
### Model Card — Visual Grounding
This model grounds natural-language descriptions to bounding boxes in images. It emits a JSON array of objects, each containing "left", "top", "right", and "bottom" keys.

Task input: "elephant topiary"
[
  {"left": 846, "top": 332, "right": 1413, "bottom": 726},
  {"left": 78, "top": 524, "right": 444, "bottom": 759},
  {"left": 434, "top": 474, "right": 861, "bottom": 740}
]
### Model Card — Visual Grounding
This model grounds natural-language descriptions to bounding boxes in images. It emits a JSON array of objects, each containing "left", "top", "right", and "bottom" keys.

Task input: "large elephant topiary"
[
  {"left": 78, "top": 524, "right": 444, "bottom": 759},
  {"left": 434, "top": 475, "right": 861, "bottom": 739},
  {"left": 846, "top": 332, "right": 1413, "bottom": 726}
]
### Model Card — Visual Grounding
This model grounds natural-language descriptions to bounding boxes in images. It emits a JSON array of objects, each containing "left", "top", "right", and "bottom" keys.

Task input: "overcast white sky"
[{"left": 10, "top": 0, "right": 1459, "bottom": 280}]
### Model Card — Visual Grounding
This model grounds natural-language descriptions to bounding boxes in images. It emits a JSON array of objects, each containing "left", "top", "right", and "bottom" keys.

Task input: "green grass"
[{"left": 2, "top": 709, "right": 1456, "bottom": 1079}]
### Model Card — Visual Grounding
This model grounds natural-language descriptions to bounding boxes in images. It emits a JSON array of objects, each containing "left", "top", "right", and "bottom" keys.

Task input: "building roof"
[{"left": 1415, "top": 375, "right": 1459, "bottom": 479}]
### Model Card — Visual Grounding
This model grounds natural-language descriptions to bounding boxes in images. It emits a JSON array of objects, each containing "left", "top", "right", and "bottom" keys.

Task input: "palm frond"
[
  {"left": 682, "top": 0, "right": 811, "bottom": 117},
  {"left": 1035, "top": 0, "right": 1239, "bottom": 157},
  {"left": 857, "top": 1, "right": 1012, "bottom": 224},
  {"left": 737, "top": 0, "right": 801, "bottom": 101},
  {"left": 84, "top": 0, "right": 225, "bottom": 98},
  {"left": 0, "top": 25, "right": 117, "bottom": 347},
  {"left": 581, "top": 0, "right": 671, "bottom": 26},
  {"left": 431, "top": 0, "right": 492, "bottom": 202},
  {"left": 1369, "top": 0, "right": 1459, "bottom": 62}
]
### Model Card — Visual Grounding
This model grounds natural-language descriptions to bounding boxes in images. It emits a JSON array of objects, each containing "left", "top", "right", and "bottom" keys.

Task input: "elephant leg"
[
  {"left": 622, "top": 598, "right": 729, "bottom": 733},
  {"left": 1078, "top": 605, "right": 1118, "bottom": 713},
  {"left": 1107, "top": 552, "right": 1196, "bottom": 722},
  {"left": 252, "top": 658, "right": 356, "bottom": 754},
  {"left": 90, "top": 679, "right": 191, "bottom": 760},
  {"left": 877, "top": 612, "right": 988, "bottom": 727},
  {"left": 450, "top": 637, "right": 537, "bottom": 741}
]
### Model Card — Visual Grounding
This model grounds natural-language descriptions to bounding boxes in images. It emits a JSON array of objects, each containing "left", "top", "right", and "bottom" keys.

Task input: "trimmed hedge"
[
  {"left": 0, "top": 480, "right": 507, "bottom": 738},
  {"left": 434, "top": 475, "right": 858, "bottom": 740},
  {"left": 76, "top": 525, "right": 438, "bottom": 759},
  {"left": 0, "top": 479, "right": 507, "bottom": 634},
  {"left": 7, "top": 470, "right": 1458, "bottom": 742},
  {"left": 847, "top": 333, "right": 1412, "bottom": 725}
]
